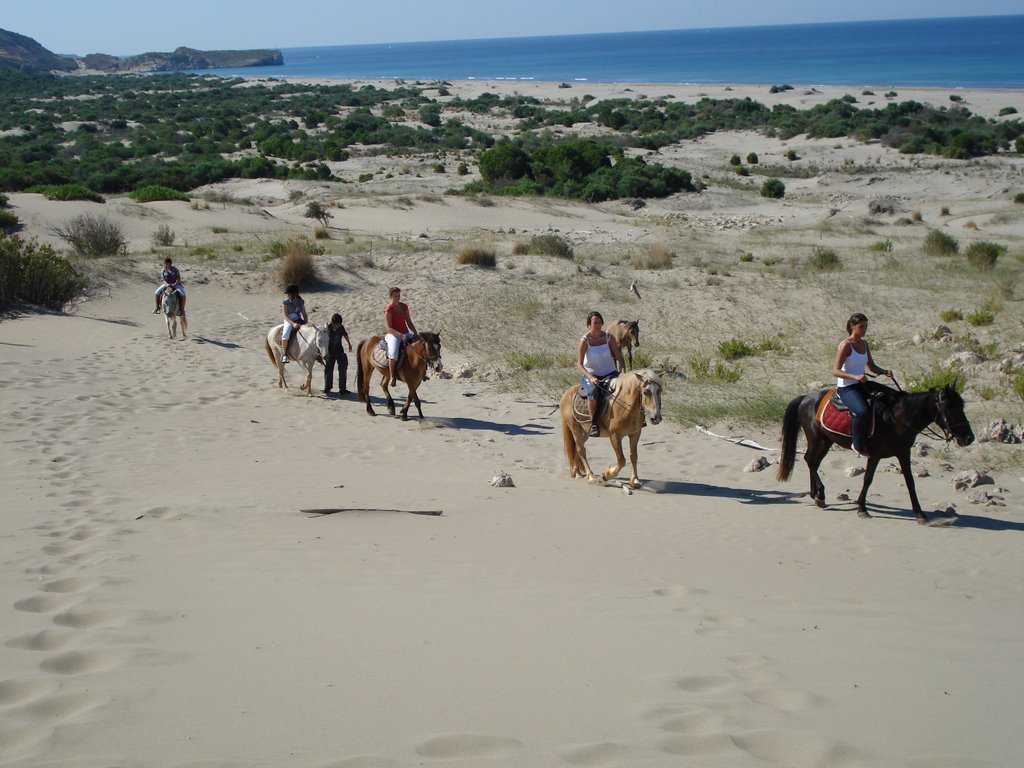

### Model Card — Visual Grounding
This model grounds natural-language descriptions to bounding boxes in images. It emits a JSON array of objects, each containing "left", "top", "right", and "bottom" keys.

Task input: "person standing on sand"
[
  {"left": 577, "top": 310, "right": 625, "bottom": 437},
  {"left": 280, "top": 284, "right": 308, "bottom": 364},
  {"left": 833, "top": 312, "right": 894, "bottom": 457},
  {"left": 323, "top": 313, "right": 353, "bottom": 395},
  {"left": 153, "top": 257, "right": 186, "bottom": 315},
  {"left": 384, "top": 286, "right": 417, "bottom": 387}
]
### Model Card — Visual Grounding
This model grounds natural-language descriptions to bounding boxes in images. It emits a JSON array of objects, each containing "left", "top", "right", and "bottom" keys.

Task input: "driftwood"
[{"left": 301, "top": 507, "right": 443, "bottom": 517}]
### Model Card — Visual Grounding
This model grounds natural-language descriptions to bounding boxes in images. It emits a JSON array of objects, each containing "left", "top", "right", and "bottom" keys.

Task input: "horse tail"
[
  {"left": 356, "top": 339, "right": 367, "bottom": 402},
  {"left": 264, "top": 337, "right": 277, "bottom": 368},
  {"left": 777, "top": 394, "right": 804, "bottom": 482},
  {"left": 561, "top": 400, "right": 578, "bottom": 469}
]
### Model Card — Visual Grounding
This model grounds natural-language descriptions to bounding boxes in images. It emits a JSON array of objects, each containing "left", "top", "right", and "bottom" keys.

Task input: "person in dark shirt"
[{"left": 323, "top": 313, "right": 353, "bottom": 395}]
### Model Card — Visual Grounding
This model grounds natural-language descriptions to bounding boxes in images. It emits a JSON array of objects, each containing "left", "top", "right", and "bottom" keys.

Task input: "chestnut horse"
[
  {"left": 608, "top": 320, "right": 640, "bottom": 369},
  {"left": 777, "top": 385, "right": 974, "bottom": 524},
  {"left": 560, "top": 369, "right": 663, "bottom": 488},
  {"left": 356, "top": 332, "right": 443, "bottom": 420}
]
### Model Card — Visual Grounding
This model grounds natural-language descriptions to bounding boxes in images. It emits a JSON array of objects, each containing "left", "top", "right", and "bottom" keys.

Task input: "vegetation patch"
[
  {"left": 456, "top": 247, "right": 496, "bottom": 268},
  {"left": 129, "top": 186, "right": 189, "bottom": 203},
  {"left": 964, "top": 241, "right": 1005, "bottom": 270},
  {"left": 0, "top": 233, "right": 88, "bottom": 311},
  {"left": 51, "top": 214, "right": 127, "bottom": 257},
  {"left": 25, "top": 184, "right": 104, "bottom": 203},
  {"left": 922, "top": 229, "right": 959, "bottom": 256}
]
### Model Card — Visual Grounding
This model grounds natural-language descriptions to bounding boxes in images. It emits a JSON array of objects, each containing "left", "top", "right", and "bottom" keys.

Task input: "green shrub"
[
  {"left": 1014, "top": 370, "right": 1024, "bottom": 400},
  {"left": 304, "top": 201, "right": 332, "bottom": 227},
  {"left": 940, "top": 309, "right": 963, "bottom": 322},
  {"left": 735, "top": 166, "right": 750, "bottom": 176},
  {"left": 965, "top": 241, "right": 1005, "bottom": 270},
  {"left": 432, "top": 163, "right": 445, "bottom": 173},
  {"left": 761, "top": 178, "right": 785, "bottom": 198},
  {"left": 998, "top": 107, "right": 1018, "bottom": 116},
  {"left": 922, "top": 229, "right": 959, "bottom": 256},
  {"left": 746, "top": 152, "right": 759, "bottom": 164},
  {"left": 522, "top": 234, "right": 573, "bottom": 259},
  {"left": 0, "top": 233, "right": 88, "bottom": 311},
  {"left": 26, "top": 184, "right": 104, "bottom": 203},
  {"left": 869, "top": 239, "right": 893, "bottom": 253},
  {"left": 729, "top": 154, "right": 741, "bottom": 166},
  {"left": 769, "top": 84, "right": 793, "bottom": 94},
  {"left": 718, "top": 338, "right": 756, "bottom": 360},
  {"left": 785, "top": 149, "right": 799, "bottom": 161},
  {"left": 51, "top": 214, "right": 127, "bottom": 257},
  {"left": 0, "top": 193, "right": 8, "bottom": 206},
  {"left": 738, "top": 252, "right": 754, "bottom": 262},
  {"left": 689, "top": 354, "right": 742, "bottom": 383},
  {"left": 808, "top": 246, "right": 841, "bottom": 271},
  {"left": 278, "top": 239, "right": 319, "bottom": 287},
  {"left": 151, "top": 224, "right": 175, "bottom": 247},
  {"left": 1013, "top": 192, "right": 1024, "bottom": 204},
  {"left": 357, "top": 173, "right": 374, "bottom": 183},
  {"left": 456, "top": 247, "right": 496, "bottom": 267},
  {"left": 0, "top": 210, "right": 19, "bottom": 230},
  {"left": 967, "top": 308, "right": 995, "bottom": 326},
  {"left": 457, "top": 162, "right": 469, "bottom": 176},
  {"left": 908, "top": 365, "right": 964, "bottom": 393},
  {"left": 129, "top": 186, "right": 190, "bottom": 203}
]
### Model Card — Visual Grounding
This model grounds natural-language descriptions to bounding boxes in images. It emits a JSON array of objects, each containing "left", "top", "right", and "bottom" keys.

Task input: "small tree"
[
  {"left": 304, "top": 201, "right": 332, "bottom": 229},
  {"left": 761, "top": 178, "right": 785, "bottom": 199}
]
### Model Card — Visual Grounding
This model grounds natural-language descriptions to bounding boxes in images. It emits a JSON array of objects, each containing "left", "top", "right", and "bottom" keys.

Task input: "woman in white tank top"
[
  {"left": 577, "top": 310, "right": 626, "bottom": 437},
  {"left": 832, "top": 312, "right": 893, "bottom": 457}
]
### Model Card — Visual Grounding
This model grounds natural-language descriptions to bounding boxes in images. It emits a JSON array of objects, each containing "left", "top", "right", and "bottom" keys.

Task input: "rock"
[
  {"left": 944, "top": 351, "right": 983, "bottom": 367},
  {"left": 883, "top": 462, "right": 902, "bottom": 473},
  {"left": 744, "top": 456, "right": 771, "bottom": 473},
  {"left": 981, "top": 419, "right": 1023, "bottom": 444},
  {"left": 489, "top": 472, "right": 515, "bottom": 488},
  {"left": 914, "top": 443, "right": 931, "bottom": 457},
  {"left": 914, "top": 467, "right": 930, "bottom": 478},
  {"left": 951, "top": 470, "right": 994, "bottom": 490},
  {"left": 845, "top": 466, "right": 865, "bottom": 477},
  {"left": 836, "top": 492, "right": 851, "bottom": 501},
  {"left": 967, "top": 489, "right": 1004, "bottom": 505}
]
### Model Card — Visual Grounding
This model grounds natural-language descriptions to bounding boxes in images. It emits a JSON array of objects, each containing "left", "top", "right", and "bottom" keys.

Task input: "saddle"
[
  {"left": 373, "top": 337, "right": 428, "bottom": 380},
  {"left": 571, "top": 374, "right": 618, "bottom": 428},
  {"left": 817, "top": 386, "right": 891, "bottom": 438}
]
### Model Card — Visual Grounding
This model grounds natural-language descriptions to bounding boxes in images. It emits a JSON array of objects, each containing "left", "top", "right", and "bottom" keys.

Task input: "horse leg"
[
  {"left": 180, "top": 315, "right": 188, "bottom": 339},
  {"left": 626, "top": 431, "right": 641, "bottom": 488},
  {"left": 803, "top": 436, "right": 831, "bottom": 508},
  {"left": 363, "top": 368, "right": 376, "bottom": 415},
  {"left": 410, "top": 387, "right": 424, "bottom": 419},
  {"left": 627, "top": 347, "right": 633, "bottom": 370},
  {"left": 856, "top": 456, "right": 881, "bottom": 518},
  {"left": 894, "top": 449, "right": 929, "bottom": 524},
  {"left": 399, "top": 387, "right": 412, "bottom": 421},
  {"left": 381, "top": 374, "right": 396, "bottom": 416},
  {"left": 602, "top": 433, "right": 627, "bottom": 484}
]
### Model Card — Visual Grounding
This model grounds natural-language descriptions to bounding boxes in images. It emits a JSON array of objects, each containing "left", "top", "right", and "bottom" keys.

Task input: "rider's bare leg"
[{"left": 388, "top": 358, "right": 398, "bottom": 386}]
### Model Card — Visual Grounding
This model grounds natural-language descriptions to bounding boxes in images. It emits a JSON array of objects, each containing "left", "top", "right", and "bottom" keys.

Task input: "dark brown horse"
[
  {"left": 777, "top": 385, "right": 974, "bottom": 524},
  {"left": 356, "top": 333, "right": 443, "bottom": 420}
]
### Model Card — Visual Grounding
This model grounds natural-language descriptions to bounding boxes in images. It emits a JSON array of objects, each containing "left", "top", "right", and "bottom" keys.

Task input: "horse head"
[
  {"left": 628, "top": 320, "right": 640, "bottom": 348},
  {"left": 934, "top": 385, "right": 974, "bottom": 446},
  {"left": 418, "top": 332, "right": 443, "bottom": 374},
  {"left": 639, "top": 370, "right": 663, "bottom": 425},
  {"left": 311, "top": 325, "right": 327, "bottom": 364}
]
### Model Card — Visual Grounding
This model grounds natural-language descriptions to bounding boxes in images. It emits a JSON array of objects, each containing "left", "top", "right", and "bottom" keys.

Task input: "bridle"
[
  {"left": 931, "top": 388, "right": 970, "bottom": 444},
  {"left": 416, "top": 336, "right": 443, "bottom": 372}
]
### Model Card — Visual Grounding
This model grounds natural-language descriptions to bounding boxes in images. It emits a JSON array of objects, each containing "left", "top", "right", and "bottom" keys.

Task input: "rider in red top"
[{"left": 384, "top": 287, "right": 417, "bottom": 386}]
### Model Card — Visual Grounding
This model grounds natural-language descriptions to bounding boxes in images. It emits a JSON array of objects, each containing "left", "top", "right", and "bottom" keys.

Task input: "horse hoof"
[
  {"left": 814, "top": 498, "right": 826, "bottom": 509},
  {"left": 401, "top": 414, "right": 409, "bottom": 421},
  {"left": 858, "top": 508, "right": 872, "bottom": 518}
]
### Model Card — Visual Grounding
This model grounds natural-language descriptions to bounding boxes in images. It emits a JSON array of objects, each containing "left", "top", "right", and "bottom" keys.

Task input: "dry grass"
[
  {"left": 278, "top": 240, "right": 319, "bottom": 288},
  {"left": 456, "top": 246, "right": 496, "bottom": 268}
]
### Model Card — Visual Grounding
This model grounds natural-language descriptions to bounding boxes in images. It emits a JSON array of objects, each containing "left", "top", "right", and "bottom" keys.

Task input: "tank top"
[
  {"left": 837, "top": 341, "right": 868, "bottom": 388},
  {"left": 582, "top": 333, "right": 616, "bottom": 377}
]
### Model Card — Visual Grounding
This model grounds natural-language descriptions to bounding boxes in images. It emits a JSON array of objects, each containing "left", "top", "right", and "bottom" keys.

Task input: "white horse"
[
  {"left": 265, "top": 323, "right": 327, "bottom": 396},
  {"left": 161, "top": 288, "right": 188, "bottom": 340}
]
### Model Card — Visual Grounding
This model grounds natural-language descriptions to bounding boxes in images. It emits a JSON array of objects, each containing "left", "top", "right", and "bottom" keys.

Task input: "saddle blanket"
[
  {"left": 370, "top": 344, "right": 389, "bottom": 370},
  {"left": 817, "top": 388, "right": 852, "bottom": 437}
]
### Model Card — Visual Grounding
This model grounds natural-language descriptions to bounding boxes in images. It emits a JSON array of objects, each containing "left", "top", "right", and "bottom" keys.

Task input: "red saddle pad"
[{"left": 817, "top": 389, "right": 852, "bottom": 437}]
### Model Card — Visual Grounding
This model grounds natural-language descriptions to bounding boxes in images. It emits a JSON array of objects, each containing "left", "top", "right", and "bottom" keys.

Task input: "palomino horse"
[
  {"left": 356, "top": 332, "right": 443, "bottom": 420},
  {"left": 608, "top": 320, "right": 640, "bottom": 369},
  {"left": 264, "top": 323, "right": 327, "bottom": 396},
  {"left": 778, "top": 384, "right": 974, "bottom": 524},
  {"left": 161, "top": 288, "right": 187, "bottom": 340},
  {"left": 560, "top": 369, "right": 663, "bottom": 488}
]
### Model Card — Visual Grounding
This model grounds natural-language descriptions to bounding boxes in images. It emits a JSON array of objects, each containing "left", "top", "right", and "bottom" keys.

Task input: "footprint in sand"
[
  {"left": 5, "top": 629, "right": 80, "bottom": 652},
  {"left": 0, "top": 721, "right": 54, "bottom": 761},
  {"left": 657, "top": 710, "right": 725, "bottom": 734},
  {"left": 733, "top": 730, "right": 871, "bottom": 768},
  {"left": 674, "top": 675, "right": 734, "bottom": 694},
  {"left": 657, "top": 733, "right": 740, "bottom": 756},
  {"left": 0, "top": 677, "right": 61, "bottom": 706},
  {"left": 742, "top": 688, "right": 821, "bottom": 712},
  {"left": 414, "top": 733, "right": 522, "bottom": 759},
  {"left": 562, "top": 742, "right": 634, "bottom": 765},
  {"left": 39, "top": 648, "right": 130, "bottom": 675},
  {"left": 39, "top": 575, "right": 101, "bottom": 594},
  {"left": 18, "top": 690, "right": 108, "bottom": 720},
  {"left": 14, "top": 594, "right": 78, "bottom": 614}
]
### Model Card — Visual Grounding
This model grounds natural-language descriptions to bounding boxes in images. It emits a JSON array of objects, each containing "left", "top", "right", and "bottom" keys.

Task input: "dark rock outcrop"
[{"left": 0, "top": 28, "right": 77, "bottom": 73}]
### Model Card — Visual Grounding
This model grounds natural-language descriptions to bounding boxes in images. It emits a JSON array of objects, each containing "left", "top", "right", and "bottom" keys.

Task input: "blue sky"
[{"left": 6, "top": 0, "right": 1022, "bottom": 55}]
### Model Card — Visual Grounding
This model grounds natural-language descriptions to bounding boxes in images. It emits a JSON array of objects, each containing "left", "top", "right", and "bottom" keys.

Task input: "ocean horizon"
[{"left": 193, "top": 15, "right": 1024, "bottom": 89}]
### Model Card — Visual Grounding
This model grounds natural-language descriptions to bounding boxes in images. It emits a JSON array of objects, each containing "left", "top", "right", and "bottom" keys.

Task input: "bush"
[
  {"left": 25, "top": 184, "right": 104, "bottom": 203},
  {"left": 129, "top": 186, "right": 190, "bottom": 203},
  {"left": 632, "top": 244, "right": 674, "bottom": 270},
  {"left": 869, "top": 239, "right": 893, "bottom": 253},
  {"left": 151, "top": 224, "right": 175, "bottom": 247},
  {"left": 51, "top": 214, "right": 127, "bottom": 257},
  {"left": 967, "top": 308, "right": 995, "bottom": 326},
  {"left": 313, "top": 225, "right": 330, "bottom": 240},
  {"left": 522, "top": 234, "right": 573, "bottom": 259},
  {"left": 761, "top": 178, "right": 785, "bottom": 198},
  {"left": 304, "top": 201, "right": 332, "bottom": 228},
  {"left": 908, "top": 364, "right": 964, "bottom": 393},
  {"left": 0, "top": 193, "right": 8, "bottom": 206},
  {"left": 278, "top": 239, "right": 319, "bottom": 287},
  {"left": 999, "top": 106, "right": 1019, "bottom": 116},
  {"left": 456, "top": 247, "right": 496, "bottom": 267},
  {"left": 729, "top": 154, "right": 741, "bottom": 166},
  {"left": 785, "top": 149, "right": 799, "bottom": 161},
  {"left": 1014, "top": 192, "right": 1024, "bottom": 204},
  {"left": 746, "top": 152, "right": 759, "bottom": 164},
  {"left": 0, "top": 210, "right": 19, "bottom": 231},
  {"left": 457, "top": 162, "right": 469, "bottom": 176},
  {"left": 769, "top": 84, "right": 794, "bottom": 94},
  {"left": 507, "top": 352, "right": 553, "bottom": 370},
  {"left": 940, "top": 309, "right": 963, "bottom": 322},
  {"left": 922, "top": 229, "right": 959, "bottom": 256},
  {"left": 689, "top": 354, "right": 742, "bottom": 383},
  {"left": 0, "top": 233, "right": 88, "bottom": 312},
  {"left": 808, "top": 246, "right": 842, "bottom": 271},
  {"left": 965, "top": 241, "right": 1005, "bottom": 270},
  {"left": 1014, "top": 370, "right": 1024, "bottom": 401},
  {"left": 718, "top": 338, "right": 756, "bottom": 360}
]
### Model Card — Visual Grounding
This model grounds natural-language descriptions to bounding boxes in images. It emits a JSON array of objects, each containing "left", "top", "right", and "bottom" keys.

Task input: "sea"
[{"left": 193, "top": 15, "right": 1024, "bottom": 89}]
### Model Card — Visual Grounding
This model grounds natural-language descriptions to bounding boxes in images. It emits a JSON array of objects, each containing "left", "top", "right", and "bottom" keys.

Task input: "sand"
[{"left": 1, "top": 79, "right": 1023, "bottom": 768}]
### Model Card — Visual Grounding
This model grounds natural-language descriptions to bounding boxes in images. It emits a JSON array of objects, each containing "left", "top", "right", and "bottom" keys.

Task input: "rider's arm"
[
  {"left": 865, "top": 345, "right": 891, "bottom": 377},
  {"left": 404, "top": 307, "right": 417, "bottom": 336},
  {"left": 577, "top": 338, "right": 596, "bottom": 383}
]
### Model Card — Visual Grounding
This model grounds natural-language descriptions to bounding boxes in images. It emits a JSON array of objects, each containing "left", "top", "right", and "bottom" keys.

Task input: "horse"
[
  {"left": 264, "top": 323, "right": 327, "bottom": 396},
  {"left": 777, "top": 384, "right": 974, "bottom": 524},
  {"left": 356, "top": 332, "right": 443, "bottom": 420},
  {"left": 560, "top": 369, "right": 663, "bottom": 488},
  {"left": 161, "top": 288, "right": 187, "bottom": 340},
  {"left": 608, "top": 320, "right": 640, "bottom": 369}
]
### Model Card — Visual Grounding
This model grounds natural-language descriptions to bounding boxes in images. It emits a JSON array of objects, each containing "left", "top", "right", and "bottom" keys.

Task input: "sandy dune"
[{"left": 1, "top": 79, "right": 1023, "bottom": 768}]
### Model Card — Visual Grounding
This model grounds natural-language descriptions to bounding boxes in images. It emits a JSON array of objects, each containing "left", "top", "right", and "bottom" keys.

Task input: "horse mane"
[{"left": 611, "top": 368, "right": 662, "bottom": 398}]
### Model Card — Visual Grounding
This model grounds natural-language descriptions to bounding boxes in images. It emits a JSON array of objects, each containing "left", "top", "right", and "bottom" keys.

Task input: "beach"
[{"left": 1, "top": 79, "right": 1023, "bottom": 768}]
